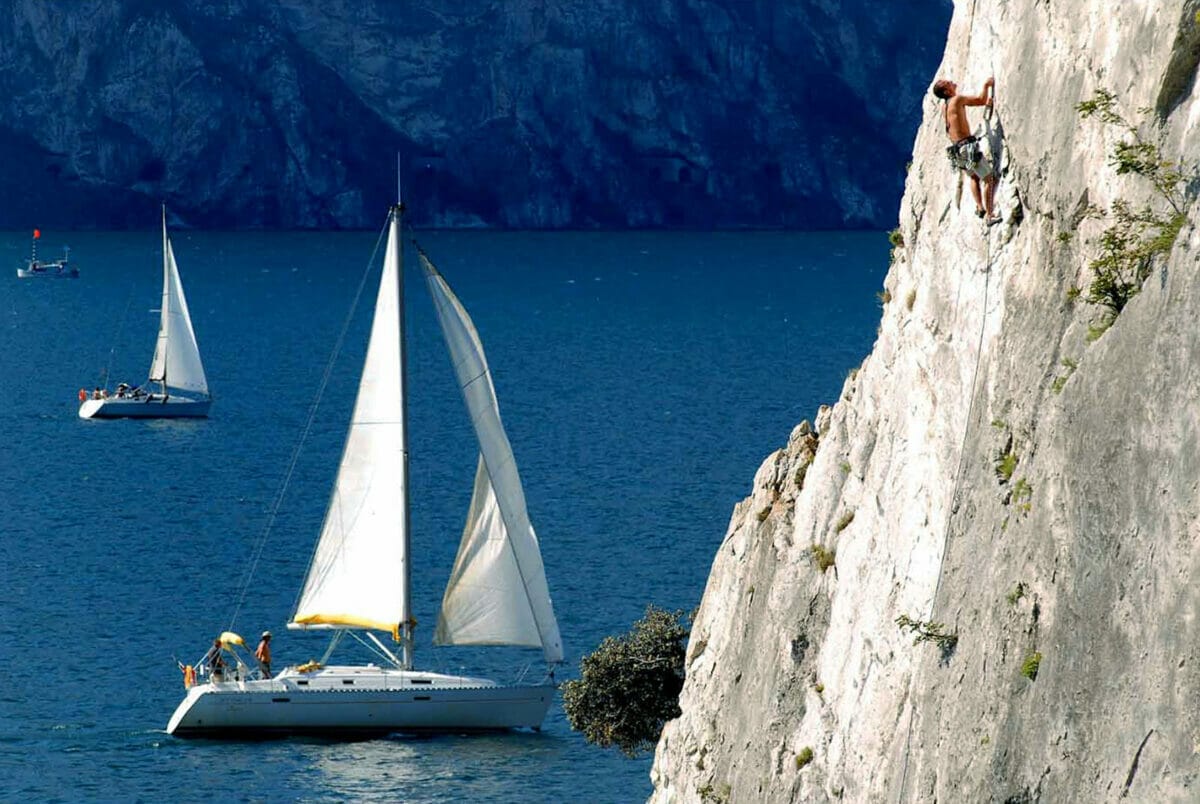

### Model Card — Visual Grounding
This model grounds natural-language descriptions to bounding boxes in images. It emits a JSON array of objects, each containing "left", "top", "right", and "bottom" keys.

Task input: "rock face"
[
  {"left": 0, "top": 0, "right": 948, "bottom": 229},
  {"left": 652, "top": 1, "right": 1200, "bottom": 801}
]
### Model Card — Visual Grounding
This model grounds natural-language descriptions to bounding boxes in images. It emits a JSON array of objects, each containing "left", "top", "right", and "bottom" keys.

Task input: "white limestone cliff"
[{"left": 652, "top": 1, "right": 1200, "bottom": 800}]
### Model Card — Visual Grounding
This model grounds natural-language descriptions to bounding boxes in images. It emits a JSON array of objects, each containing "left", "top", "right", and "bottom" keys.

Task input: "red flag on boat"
[{"left": 32, "top": 229, "right": 40, "bottom": 239}]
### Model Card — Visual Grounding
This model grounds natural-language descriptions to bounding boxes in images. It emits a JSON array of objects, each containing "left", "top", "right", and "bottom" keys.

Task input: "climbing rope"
[
  {"left": 897, "top": 24, "right": 1005, "bottom": 795},
  {"left": 226, "top": 217, "right": 391, "bottom": 632},
  {"left": 931, "top": 81, "right": 1001, "bottom": 615},
  {"left": 897, "top": 188, "right": 1000, "bottom": 801},
  {"left": 99, "top": 282, "right": 137, "bottom": 388},
  {"left": 929, "top": 235, "right": 994, "bottom": 615}
]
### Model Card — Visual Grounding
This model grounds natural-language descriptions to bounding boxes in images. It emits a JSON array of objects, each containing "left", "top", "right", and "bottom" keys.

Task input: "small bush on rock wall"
[
  {"left": 1076, "top": 89, "right": 1190, "bottom": 326},
  {"left": 896, "top": 614, "right": 958, "bottom": 654},
  {"left": 995, "top": 450, "right": 1018, "bottom": 482},
  {"left": 810, "top": 544, "right": 836, "bottom": 572},
  {"left": 1021, "top": 651, "right": 1043, "bottom": 681},
  {"left": 563, "top": 606, "right": 688, "bottom": 757}
]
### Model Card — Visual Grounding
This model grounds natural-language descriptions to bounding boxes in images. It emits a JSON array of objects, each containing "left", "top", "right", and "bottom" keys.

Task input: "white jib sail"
[
  {"left": 148, "top": 219, "right": 208, "bottom": 396},
  {"left": 421, "top": 252, "right": 563, "bottom": 664},
  {"left": 292, "top": 214, "right": 408, "bottom": 634}
]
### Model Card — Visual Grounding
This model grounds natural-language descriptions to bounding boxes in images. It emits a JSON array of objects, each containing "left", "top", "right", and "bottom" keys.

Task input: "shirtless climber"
[{"left": 932, "top": 77, "right": 999, "bottom": 225}]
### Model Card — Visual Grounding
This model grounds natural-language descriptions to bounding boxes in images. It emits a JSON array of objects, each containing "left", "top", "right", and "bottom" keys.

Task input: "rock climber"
[{"left": 932, "top": 76, "right": 1000, "bottom": 225}]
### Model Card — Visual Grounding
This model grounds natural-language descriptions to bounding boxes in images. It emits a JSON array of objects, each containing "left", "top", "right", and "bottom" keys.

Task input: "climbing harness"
[
  {"left": 946, "top": 84, "right": 1001, "bottom": 214},
  {"left": 946, "top": 135, "right": 985, "bottom": 174}
]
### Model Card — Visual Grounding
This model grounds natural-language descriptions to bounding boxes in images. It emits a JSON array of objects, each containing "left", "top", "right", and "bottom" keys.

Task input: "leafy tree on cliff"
[{"left": 562, "top": 606, "right": 689, "bottom": 757}]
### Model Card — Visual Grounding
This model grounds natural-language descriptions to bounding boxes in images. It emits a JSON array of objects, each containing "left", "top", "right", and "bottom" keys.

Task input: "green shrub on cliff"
[
  {"left": 1021, "top": 650, "right": 1043, "bottom": 681},
  {"left": 810, "top": 544, "right": 836, "bottom": 572},
  {"left": 895, "top": 614, "right": 958, "bottom": 657},
  {"left": 1076, "top": 89, "right": 1189, "bottom": 323},
  {"left": 995, "top": 450, "right": 1018, "bottom": 482},
  {"left": 563, "top": 606, "right": 689, "bottom": 757}
]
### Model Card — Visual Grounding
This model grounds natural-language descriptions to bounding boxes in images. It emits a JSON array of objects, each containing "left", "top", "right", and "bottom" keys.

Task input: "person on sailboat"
[
  {"left": 254, "top": 631, "right": 272, "bottom": 679},
  {"left": 204, "top": 639, "right": 226, "bottom": 681}
]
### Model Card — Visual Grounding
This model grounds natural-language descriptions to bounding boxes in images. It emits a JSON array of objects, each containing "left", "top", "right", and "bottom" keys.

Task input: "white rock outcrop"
[{"left": 652, "top": 1, "right": 1200, "bottom": 801}]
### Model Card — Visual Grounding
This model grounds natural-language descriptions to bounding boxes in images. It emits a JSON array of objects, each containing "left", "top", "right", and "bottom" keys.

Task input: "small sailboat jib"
[{"left": 169, "top": 197, "right": 561, "bottom": 737}]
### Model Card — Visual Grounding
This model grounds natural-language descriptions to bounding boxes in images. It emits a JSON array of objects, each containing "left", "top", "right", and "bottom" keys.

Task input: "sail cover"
[
  {"left": 421, "top": 252, "right": 563, "bottom": 664},
  {"left": 292, "top": 214, "right": 408, "bottom": 634},
  {"left": 148, "top": 221, "right": 209, "bottom": 396}
]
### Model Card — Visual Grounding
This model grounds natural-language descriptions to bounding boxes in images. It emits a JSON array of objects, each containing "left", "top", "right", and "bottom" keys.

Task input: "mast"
[
  {"left": 159, "top": 205, "right": 170, "bottom": 397},
  {"left": 395, "top": 164, "right": 413, "bottom": 670}
]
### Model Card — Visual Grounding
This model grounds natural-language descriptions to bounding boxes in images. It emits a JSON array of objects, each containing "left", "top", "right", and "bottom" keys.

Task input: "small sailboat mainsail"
[
  {"left": 78, "top": 209, "right": 210, "bottom": 419},
  {"left": 148, "top": 223, "right": 209, "bottom": 398},
  {"left": 167, "top": 200, "right": 561, "bottom": 737},
  {"left": 421, "top": 252, "right": 563, "bottom": 663}
]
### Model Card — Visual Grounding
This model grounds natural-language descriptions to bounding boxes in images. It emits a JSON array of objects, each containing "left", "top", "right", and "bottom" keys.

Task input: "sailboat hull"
[
  {"left": 17, "top": 264, "right": 77, "bottom": 278},
  {"left": 79, "top": 396, "right": 210, "bottom": 419},
  {"left": 166, "top": 666, "right": 555, "bottom": 737}
]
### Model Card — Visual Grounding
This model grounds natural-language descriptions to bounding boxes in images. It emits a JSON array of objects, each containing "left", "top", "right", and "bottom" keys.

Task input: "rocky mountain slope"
[
  {"left": 0, "top": 0, "right": 948, "bottom": 228},
  {"left": 652, "top": 0, "right": 1200, "bottom": 800}
]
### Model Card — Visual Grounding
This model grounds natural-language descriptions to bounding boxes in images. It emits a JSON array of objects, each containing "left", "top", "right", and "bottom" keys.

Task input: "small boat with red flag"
[{"left": 17, "top": 229, "right": 76, "bottom": 278}]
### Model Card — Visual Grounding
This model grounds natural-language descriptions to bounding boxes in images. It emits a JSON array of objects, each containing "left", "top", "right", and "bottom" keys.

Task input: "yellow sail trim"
[{"left": 293, "top": 613, "right": 400, "bottom": 640}]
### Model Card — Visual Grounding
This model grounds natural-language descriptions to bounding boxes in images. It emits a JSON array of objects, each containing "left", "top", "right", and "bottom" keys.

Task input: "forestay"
[
  {"left": 291, "top": 215, "right": 408, "bottom": 635},
  {"left": 148, "top": 219, "right": 209, "bottom": 396},
  {"left": 421, "top": 252, "right": 563, "bottom": 664}
]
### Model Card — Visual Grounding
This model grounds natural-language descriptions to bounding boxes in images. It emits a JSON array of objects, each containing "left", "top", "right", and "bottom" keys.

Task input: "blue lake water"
[{"left": 0, "top": 229, "right": 885, "bottom": 801}]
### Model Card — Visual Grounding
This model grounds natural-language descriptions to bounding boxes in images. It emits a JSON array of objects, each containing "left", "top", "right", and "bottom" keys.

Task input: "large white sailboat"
[
  {"left": 167, "top": 202, "right": 563, "bottom": 737},
  {"left": 79, "top": 210, "right": 210, "bottom": 419}
]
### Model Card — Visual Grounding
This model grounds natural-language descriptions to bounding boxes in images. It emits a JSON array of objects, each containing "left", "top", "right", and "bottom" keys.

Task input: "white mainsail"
[
  {"left": 421, "top": 252, "right": 564, "bottom": 664},
  {"left": 291, "top": 212, "right": 408, "bottom": 635},
  {"left": 148, "top": 216, "right": 209, "bottom": 396}
]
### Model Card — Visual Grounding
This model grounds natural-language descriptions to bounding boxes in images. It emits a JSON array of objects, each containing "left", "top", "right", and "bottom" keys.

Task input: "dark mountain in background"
[{"left": 0, "top": 1, "right": 950, "bottom": 229}]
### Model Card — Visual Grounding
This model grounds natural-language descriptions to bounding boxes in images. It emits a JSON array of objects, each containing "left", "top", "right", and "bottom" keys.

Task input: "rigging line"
[
  {"left": 227, "top": 216, "right": 391, "bottom": 632},
  {"left": 897, "top": 233, "right": 995, "bottom": 801},
  {"left": 349, "top": 629, "right": 400, "bottom": 667},
  {"left": 99, "top": 282, "right": 138, "bottom": 387}
]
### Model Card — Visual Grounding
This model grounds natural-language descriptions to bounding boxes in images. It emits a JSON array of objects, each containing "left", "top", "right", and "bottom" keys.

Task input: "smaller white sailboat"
[
  {"left": 167, "top": 198, "right": 562, "bottom": 737},
  {"left": 17, "top": 229, "right": 77, "bottom": 278},
  {"left": 79, "top": 209, "right": 210, "bottom": 419}
]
